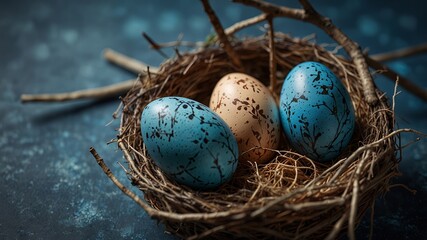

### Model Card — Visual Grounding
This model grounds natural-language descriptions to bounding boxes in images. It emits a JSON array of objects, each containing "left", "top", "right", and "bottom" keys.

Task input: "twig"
[
  {"left": 89, "top": 147, "right": 157, "bottom": 215},
  {"left": 348, "top": 152, "right": 369, "bottom": 240},
  {"left": 140, "top": 14, "right": 268, "bottom": 50},
  {"left": 21, "top": 79, "right": 137, "bottom": 103},
  {"left": 103, "top": 48, "right": 159, "bottom": 74},
  {"left": 152, "top": 40, "right": 204, "bottom": 49},
  {"left": 329, "top": 128, "right": 425, "bottom": 183},
  {"left": 234, "top": 0, "right": 379, "bottom": 105},
  {"left": 371, "top": 42, "right": 427, "bottom": 62},
  {"left": 365, "top": 56, "right": 427, "bottom": 102},
  {"left": 201, "top": 0, "right": 244, "bottom": 72},
  {"left": 225, "top": 13, "right": 268, "bottom": 36},
  {"left": 325, "top": 212, "right": 348, "bottom": 240},
  {"left": 142, "top": 32, "right": 169, "bottom": 58}
]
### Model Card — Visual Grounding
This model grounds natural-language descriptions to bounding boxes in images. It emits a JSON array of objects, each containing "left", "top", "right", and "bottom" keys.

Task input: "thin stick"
[
  {"left": 89, "top": 147, "right": 157, "bottom": 215},
  {"left": 348, "top": 152, "right": 369, "bottom": 240},
  {"left": 133, "top": 14, "right": 268, "bottom": 50},
  {"left": 267, "top": 16, "right": 277, "bottom": 92},
  {"left": 371, "top": 42, "right": 427, "bottom": 62},
  {"left": 201, "top": 0, "right": 244, "bottom": 72},
  {"left": 329, "top": 128, "right": 424, "bottom": 183},
  {"left": 325, "top": 212, "right": 348, "bottom": 240},
  {"left": 365, "top": 56, "right": 427, "bottom": 102},
  {"left": 21, "top": 79, "right": 136, "bottom": 103},
  {"left": 234, "top": 0, "right": 378, "bottom": 105},
  {"left": 142, "top": 32, "right": 169, "bottom": 58},
  {"left": 103, "top": 48, "right": 159, "bottom": 74},
  {"left": 225, "top": 13, "right": 268, "bottom": 36}
]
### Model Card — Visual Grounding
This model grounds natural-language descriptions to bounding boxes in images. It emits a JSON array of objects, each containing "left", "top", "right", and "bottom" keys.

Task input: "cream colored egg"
[{"left": 210, "top": 73, "right": 281, "bottom": 163}]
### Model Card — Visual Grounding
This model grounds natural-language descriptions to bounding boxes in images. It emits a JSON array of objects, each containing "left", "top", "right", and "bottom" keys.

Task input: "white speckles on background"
[
  {"left": 52, "top": 156, "right": 90, "bottom": 186},
  {"left": 120, "top": 225, "right": 134, "bottom": 238},
  {"left": 96, "top": 231, "right": 106, "bottom": 240},
  {"left": 22, "top": 146, "right": 45, "bottom": 158},
  {"left": 1, "top": 164, "right": 24, "bottom": 182},
  {"left": 357, "top": 15, "right": 379, "bottom": 37},
  {"left": 32, "top": 43, "right": 50, "bottom": 61},
  {"left": 72, "top": 200, "right": 104, "bottom": 228}
]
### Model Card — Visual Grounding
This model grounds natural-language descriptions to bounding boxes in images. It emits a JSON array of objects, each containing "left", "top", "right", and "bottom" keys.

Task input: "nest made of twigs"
[{"left": 115, "top": 32, "right": 399, "bottom": 240}]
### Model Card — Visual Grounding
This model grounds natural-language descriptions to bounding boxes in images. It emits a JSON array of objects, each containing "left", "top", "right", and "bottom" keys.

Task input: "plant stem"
[
  {"left": 21, "top": 79, "right": 136, "bottom": 103},
  {"left": 104, "top": 48, "right": 158, "bottom": 74},
  {"left": 370, "top": 42, "right": 427, "bottom": 62},
  {"left": 201, "top": 0, "right": 244, "bottom": 72}
]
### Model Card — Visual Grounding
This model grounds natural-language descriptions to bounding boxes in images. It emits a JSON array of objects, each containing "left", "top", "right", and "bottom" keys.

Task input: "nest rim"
[{"left": 117, "top": 34, "right": 398, "bottom": 239}]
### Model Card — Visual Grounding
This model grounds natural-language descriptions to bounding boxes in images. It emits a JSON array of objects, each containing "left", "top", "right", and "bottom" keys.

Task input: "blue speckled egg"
[
  {"left": 141, "top": 96, "right": 239, "bottom": 190},
  {"left": 279, "top": 62, "right": 355, "bottom": 162}
]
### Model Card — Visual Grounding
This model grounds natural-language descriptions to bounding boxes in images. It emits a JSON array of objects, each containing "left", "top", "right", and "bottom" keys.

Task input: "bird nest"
[
  {"left": 111, "top": 34, "right": 399, "bottom": 239},
  {"left": 93, "top": 1, "right": 405, "bottom": 239}
]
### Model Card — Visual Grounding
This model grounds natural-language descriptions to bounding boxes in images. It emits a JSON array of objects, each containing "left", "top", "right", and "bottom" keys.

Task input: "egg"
[
  {"left": 279, "top": 61, "right": 355, "bottom": 162},
  {"left": 141, "top": 96, "right": 239, "bottom": 190},
  {"left": 210, "top": 73, "right": 281, "bottom": 163}
]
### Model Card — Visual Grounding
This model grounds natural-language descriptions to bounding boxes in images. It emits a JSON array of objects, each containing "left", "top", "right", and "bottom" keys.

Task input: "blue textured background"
[{"left": 1, "top": 0, "right": 426, "bottom": 239}]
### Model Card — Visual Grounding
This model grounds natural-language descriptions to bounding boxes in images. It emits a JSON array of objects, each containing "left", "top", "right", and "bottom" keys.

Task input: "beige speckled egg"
[{"left": 209, "top": 73, "right": 281, "bottom": 163}]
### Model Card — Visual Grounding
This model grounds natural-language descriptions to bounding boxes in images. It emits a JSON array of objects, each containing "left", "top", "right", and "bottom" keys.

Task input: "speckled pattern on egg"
[
  {"left": 210, "top": 73, "right": 281, "bottom": 163},
  {"left": 141, "top": 96, "right": 239, "bottom": 190},
  {"left": 279, "top": 62, "right": 355, "bottom": 162}
]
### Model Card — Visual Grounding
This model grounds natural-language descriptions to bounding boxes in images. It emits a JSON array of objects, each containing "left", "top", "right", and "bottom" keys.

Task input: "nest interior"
[{"left": 116, "top": 33, "right": 398, "bottom": 240}]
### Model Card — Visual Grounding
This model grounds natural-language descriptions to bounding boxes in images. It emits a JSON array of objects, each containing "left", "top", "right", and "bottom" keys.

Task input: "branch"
[
  {"left": 104, "top": 48, "right": 159, "bottom": 74},
  {"left": 234, "top": 0, "right": 379, "bottom": 105},
  {"left": 142, "top": 32, "right": 169, "bottom": 58},
  {"left": 201, "top": 0, "right": 244, "bottom": 72},
  {"left": 225, "top": 13, "right": 268, "bottom": 36},
  {"left": 365, "top": 56, "right": 427, "bottom": 102},
  {"left": 89, "top": 147, "right": 159, "bottom": 216},
  {"left": 21, "top": 79, "right": 136, "bottom": 103},
  {"left": 370, "top": 42, "right": 427, "bottom": 62},
  {"left": 21, "top": 48, "right": 162, "bottom": 103}
]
